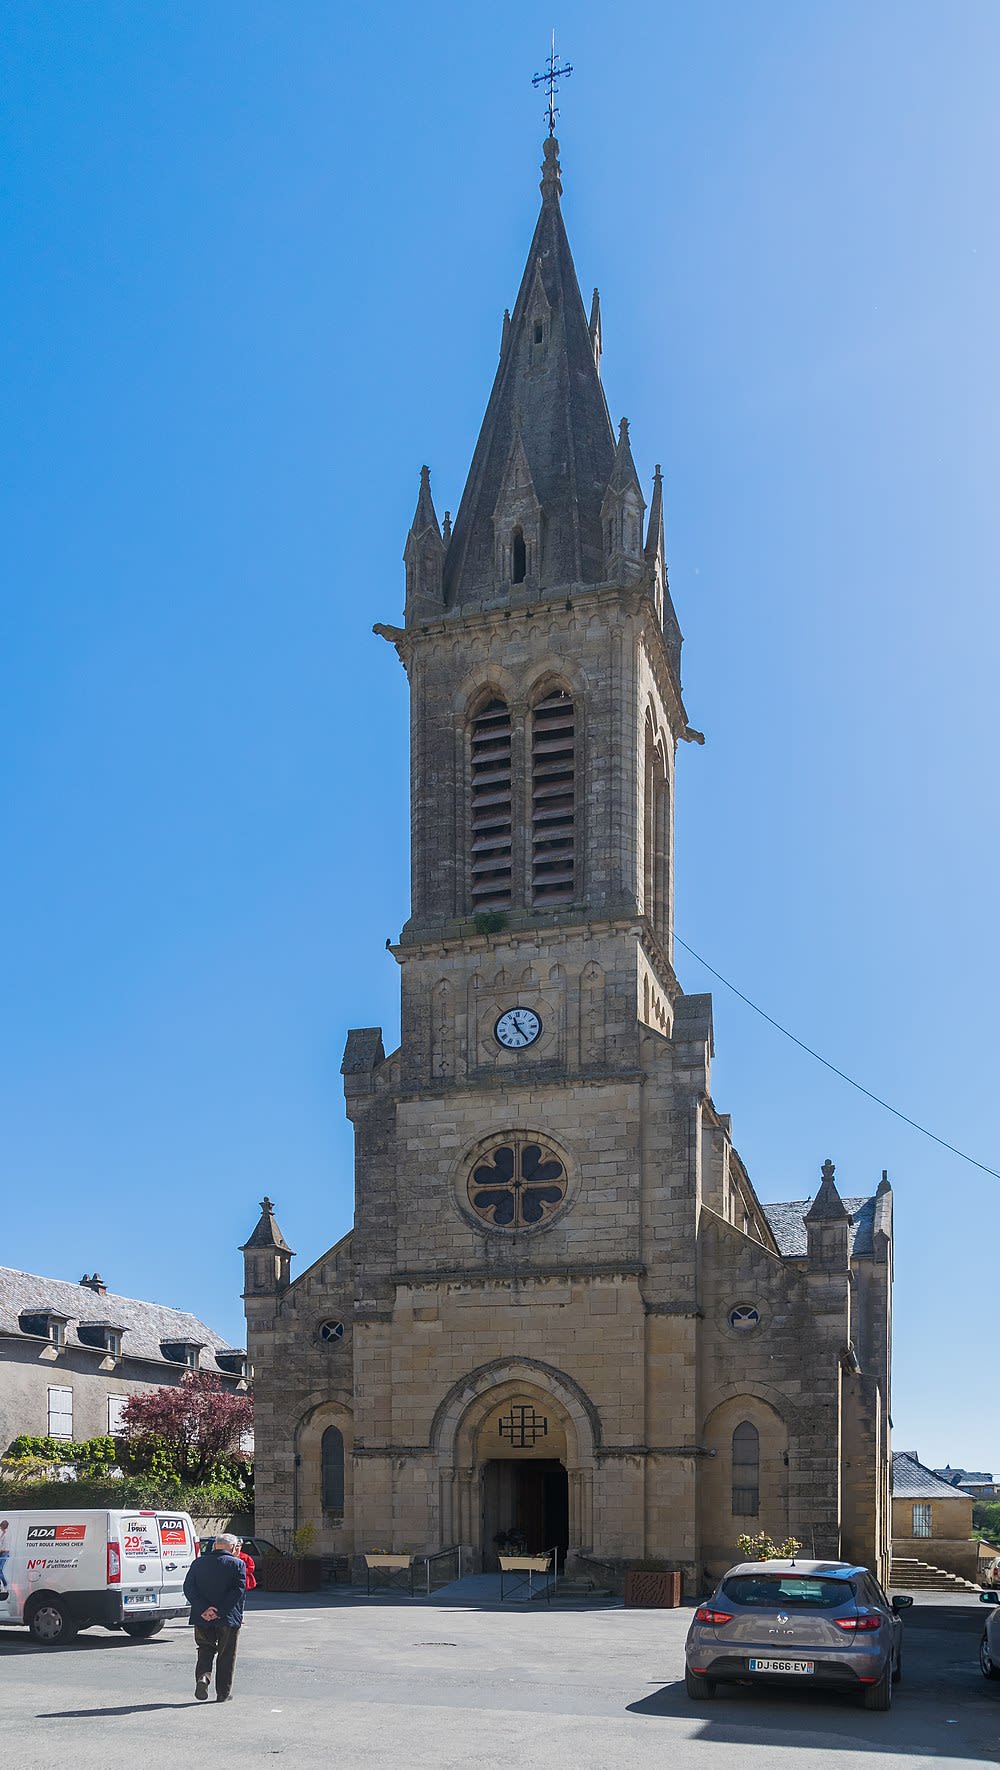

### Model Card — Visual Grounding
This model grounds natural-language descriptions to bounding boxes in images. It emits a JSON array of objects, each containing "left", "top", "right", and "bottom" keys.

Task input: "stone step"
[{"left": 890, "top": 1556, "right": 981, "bottom": 1593}]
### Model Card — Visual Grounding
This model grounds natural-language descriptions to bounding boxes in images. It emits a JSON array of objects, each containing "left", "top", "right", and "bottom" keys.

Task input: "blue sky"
[{"left": 2, "top": 3, "right": 998, "bottom": 1475}]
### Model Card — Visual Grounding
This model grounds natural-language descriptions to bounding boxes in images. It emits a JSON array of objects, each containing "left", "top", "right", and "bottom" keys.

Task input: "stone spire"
[
  {"left": 404, "top": 465, "right": 445, "bottom": 619},
  {"left": 805, "top": 1159, "right": 850, "bottom": 1223},
  {"left": 601, "top": 417, "right": 645, "bottom": 581},
  {"left": 440, "top": 137, "right": 615, "bottom": 610}
]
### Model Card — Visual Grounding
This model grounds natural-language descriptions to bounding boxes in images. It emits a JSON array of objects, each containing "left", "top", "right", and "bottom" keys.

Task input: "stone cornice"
[{"left": 393, "top": 1261, "right": 645, "bottom": 1288}]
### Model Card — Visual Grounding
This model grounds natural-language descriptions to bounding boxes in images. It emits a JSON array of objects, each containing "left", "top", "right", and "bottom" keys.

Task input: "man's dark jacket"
[{"left": 183, "top": 1549, "right": 247, "bottom": 1628}]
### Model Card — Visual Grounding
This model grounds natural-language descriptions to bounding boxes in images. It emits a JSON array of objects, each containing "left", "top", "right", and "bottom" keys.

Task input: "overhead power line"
[{"left": 674, "top": 933, "right": 1000, "bottom": 1182}]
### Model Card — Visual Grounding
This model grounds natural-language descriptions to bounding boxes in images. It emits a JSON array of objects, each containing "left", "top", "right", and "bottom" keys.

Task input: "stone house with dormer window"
[{"left": 0, "top": 1266, "right": 247, "bottom": 1452}]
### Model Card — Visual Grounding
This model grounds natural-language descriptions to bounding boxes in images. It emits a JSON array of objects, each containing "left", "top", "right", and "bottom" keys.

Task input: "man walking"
[{"left": 183, "top": 1531, "right": 247, "bottom": 1703}]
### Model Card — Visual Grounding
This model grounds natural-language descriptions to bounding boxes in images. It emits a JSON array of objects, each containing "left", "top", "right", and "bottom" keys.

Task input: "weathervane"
[{"left": 532, "top": 30, "right": 573, "bottom": 136}]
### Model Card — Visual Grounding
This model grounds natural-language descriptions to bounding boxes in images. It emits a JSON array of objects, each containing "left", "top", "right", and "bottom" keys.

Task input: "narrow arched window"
[
  {"left": 532, "top": 690, "right": 575, "bottom": 904},
  {"left": 732, "top": 1421, "right": 760, "bottom": 1517},
  {"left": 511, "top": 526, "right": 527, "bottom": 583},
  {"left": 321, "top": 1425, "right": 345, "bottom": 1516},
  {"left": 470, "top": 697, "right": 513, "bottom": 909}
]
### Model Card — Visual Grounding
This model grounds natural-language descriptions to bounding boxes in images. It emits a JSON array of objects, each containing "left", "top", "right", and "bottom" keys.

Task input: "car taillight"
[
  {"left": 835, "top": 1614, "right": 881, "bottom": 1631},
  {"left": 694, "top": 1607, "right": 734, "bottom": 1626},
  {"left": 107, "top": 1542, "right": 121, "bottom": 1584},
  {"left": 194, "top": 1539, "right": 201, "bottom": 1557}
]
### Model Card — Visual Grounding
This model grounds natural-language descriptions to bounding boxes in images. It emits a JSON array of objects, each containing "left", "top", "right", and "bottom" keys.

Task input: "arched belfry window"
[
  {"left": 511, "top": 526, "right": 527, "bottom": 584},
  {"left": 470, "top": 698, "right": 513, "bottom": 909},
  {"left": 321, "top": 1425, "right": 345, "bottom": 1516},
  {"left": 732, "top": 1420, "right": 760, "bottom": 1517},
  {"left": 531, "top": 690, "right": 576, "bottom": 904}
]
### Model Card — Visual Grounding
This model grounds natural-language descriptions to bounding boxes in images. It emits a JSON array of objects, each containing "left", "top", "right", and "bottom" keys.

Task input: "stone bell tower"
[
  {"left": 374, "top": 134, "right": 702, "bottom": 1109},
  {"left": 243, "top": 128, "right": 891, "bottom": 1592}
]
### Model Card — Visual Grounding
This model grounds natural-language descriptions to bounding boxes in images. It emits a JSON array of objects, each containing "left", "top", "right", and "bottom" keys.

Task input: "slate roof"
[
  {"left": 934, "top": 1466, "right": 994, "bottom": 1486},
  {"left": 0, "top": 1266, "right": 239, "bottom": 1374},
  {"left": 892, "top": 1452, "right": 972, "bottom": 1501},
  {"left": 763, "top": 1195, "right": 877, "bottom": 1257}
]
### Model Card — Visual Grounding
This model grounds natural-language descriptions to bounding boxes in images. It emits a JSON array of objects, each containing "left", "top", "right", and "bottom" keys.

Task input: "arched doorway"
[{"left": 432, "top": 1363, "right": 597, "bottom": 1572}]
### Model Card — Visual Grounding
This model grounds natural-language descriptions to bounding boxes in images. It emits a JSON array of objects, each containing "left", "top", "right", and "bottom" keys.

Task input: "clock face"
[{"left": 494, "top": 1007, "right": 542, "bottom": 1050}]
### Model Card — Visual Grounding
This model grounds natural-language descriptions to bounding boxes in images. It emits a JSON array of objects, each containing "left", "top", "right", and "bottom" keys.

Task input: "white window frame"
[
  {"left": 912, "top": 1502, "right": 932, "bottom": 1538},
  {"left": 47, "top": 1385, "right": 73, "bottom": 1439}
]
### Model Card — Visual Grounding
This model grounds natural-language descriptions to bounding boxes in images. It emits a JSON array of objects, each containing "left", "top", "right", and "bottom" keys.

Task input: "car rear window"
[{"left": 722, "top": 1575, "right": 851, "bottom": 1608}]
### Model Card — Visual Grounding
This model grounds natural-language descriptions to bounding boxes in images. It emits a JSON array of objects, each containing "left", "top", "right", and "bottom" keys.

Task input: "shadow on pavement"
[{"left": 37, "top": 1701, "right": 198, "bottom": 1717}]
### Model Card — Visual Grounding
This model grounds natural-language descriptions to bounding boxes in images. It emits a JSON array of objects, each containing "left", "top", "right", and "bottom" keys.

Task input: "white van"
[{"left": 0, "top": 1507, "right": 198, "bottom": 1644}]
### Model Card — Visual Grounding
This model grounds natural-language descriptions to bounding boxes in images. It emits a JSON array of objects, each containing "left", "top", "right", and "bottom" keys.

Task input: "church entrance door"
[{"left": 481, "top": 1459, "right": 569, "bottom": 1570}]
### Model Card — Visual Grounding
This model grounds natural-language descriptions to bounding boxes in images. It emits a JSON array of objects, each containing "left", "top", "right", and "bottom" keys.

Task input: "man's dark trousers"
[{"left": 194, "top": 1621, "right": 239, "bottom": 1699}]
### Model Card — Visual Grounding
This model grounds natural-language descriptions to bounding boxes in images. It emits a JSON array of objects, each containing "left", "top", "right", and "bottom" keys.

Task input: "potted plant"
[
  {"left": 736, "top": 1531, "right": 803, "bottom": 1562},
  {"left": 624, "top": 1559, "right": 683, "bottom": 1608},
  {"left": 256, "top": 1523, "right": 323, "bottom": 1593}
]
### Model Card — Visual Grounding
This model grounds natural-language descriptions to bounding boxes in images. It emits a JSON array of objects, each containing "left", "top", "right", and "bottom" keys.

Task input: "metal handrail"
[{"left": 415, "top": 1543, "right": 464, "bottom": 1595}]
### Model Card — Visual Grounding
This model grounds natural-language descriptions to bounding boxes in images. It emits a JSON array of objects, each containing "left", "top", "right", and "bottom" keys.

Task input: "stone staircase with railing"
[{"left": 889, "top": 1555, "right": 982, "bottom": 1594}]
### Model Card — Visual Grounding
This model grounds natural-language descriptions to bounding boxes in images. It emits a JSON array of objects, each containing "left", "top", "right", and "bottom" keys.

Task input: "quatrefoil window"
[{"left": 467, "top": 1137, "right": 568, "bottom": 1229}]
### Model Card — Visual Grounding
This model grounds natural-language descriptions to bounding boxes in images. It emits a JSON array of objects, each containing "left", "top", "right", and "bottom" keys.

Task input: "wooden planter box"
[
  {"left": 624, "top": 1569, "right": 682, "bottom": 1608},
  {"left": 256, "top": 1555, "right": 323, "bottom": 1593}
]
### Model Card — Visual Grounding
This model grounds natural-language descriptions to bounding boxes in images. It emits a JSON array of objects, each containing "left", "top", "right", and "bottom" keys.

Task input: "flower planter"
[
  {"left": 256, "top": 1555, "right": 322, "bottom": 1593},
  {"left": 624, "top": 1569, "right": 682, "bottom": 1608}
]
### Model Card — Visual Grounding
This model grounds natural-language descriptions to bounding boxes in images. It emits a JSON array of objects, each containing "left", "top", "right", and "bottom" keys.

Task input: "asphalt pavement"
[{"left": 1, "top": 1587, "right": 997, "bottom": 1770}]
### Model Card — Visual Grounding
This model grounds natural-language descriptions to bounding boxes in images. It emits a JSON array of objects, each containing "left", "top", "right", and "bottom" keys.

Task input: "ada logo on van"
[
  {"left": 160, "top": 1518, "right": 187, "bottom": 1546},
  {"left": 26, "top": 1524, "right": 87, "bottom": 1543}
]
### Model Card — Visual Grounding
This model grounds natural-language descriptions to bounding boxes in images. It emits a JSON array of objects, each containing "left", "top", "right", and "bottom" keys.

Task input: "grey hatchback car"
[{"left": 685, "top": 1559, "right": 913, "bottom": 1710}]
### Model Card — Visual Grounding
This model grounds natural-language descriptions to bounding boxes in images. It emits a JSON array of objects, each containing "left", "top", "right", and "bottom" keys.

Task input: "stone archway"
[{"left": 431, "top": 1360, "right": 598, "bottom": 1568}]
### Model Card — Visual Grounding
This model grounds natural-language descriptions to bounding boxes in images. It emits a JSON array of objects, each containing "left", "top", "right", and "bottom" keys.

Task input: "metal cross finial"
[{"left": 532, "top": 30, "right": 573, "bottom": 136}]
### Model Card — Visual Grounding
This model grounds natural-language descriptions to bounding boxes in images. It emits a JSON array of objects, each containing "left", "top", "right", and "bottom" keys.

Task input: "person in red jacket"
[{"left": 235, "top": 1542, "right": 257, "bottom": 1590}]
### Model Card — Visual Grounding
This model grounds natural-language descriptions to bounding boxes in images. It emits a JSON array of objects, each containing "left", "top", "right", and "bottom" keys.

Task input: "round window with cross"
[{"left": 466, "top": 1136, "right": 569, "bottom": 1230}]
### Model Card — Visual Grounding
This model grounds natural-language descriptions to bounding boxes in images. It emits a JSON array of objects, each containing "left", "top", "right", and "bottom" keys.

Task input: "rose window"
[{"left": 467, "top": 1138, "right": 568, "bottom": 1229}]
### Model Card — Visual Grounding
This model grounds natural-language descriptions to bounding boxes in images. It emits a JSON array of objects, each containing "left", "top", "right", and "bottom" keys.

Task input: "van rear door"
[
  {"left": 115, "top": 1512, "right": 164, "bottom": 1616},
  {"left": 156, "top": 1512, "right": 196, "bottom": 1614}
]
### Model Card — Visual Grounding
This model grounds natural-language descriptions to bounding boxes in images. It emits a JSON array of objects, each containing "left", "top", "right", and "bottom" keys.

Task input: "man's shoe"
[
  {"left": 195, "top": 1676, "right": 210, "bottom": 1701},
  {"left": 216, "top": 1694, "right": 232, "bottom": 1702}
]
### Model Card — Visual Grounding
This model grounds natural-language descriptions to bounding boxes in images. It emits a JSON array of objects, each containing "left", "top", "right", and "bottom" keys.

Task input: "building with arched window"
[{"left": 242, "top": 132, "right": 893, "bottom": 1591}]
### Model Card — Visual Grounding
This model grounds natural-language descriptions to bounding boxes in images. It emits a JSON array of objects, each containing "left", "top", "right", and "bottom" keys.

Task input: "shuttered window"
[
  {"left": 47, "top": 1385, "right": 73, "bottom": 1439},
  {"left": 470, "top": 699, "right": 513, "bottom": 909},
  {"left": 531, "top": 691, "right": 575, "bottom": 904},
  {"left": 732, "top": 1420, "right": 760, "bottom": 1516}
]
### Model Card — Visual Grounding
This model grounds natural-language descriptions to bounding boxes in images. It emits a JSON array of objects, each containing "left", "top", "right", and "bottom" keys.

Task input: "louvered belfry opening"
[
  {"left": 470, "top": 698, "right": 513, "bottom": 909},
  {"left": 531, "top": 689, "right": 576, "bottom": 904}
]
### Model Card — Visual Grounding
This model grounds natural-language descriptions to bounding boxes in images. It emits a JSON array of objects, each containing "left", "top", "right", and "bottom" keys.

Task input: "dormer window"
[
  {"left": 19, "top": 1311, "right": 68, "bottom": 1348},
  {"left": 161, "top": 1340, "right": 202, "bottom": 1369},
  {"left": 78, "top": 1322, "right": 124, "bottom": 1358},
  {"left": 215, "top": 1349, "right": 249, "bottom": 1379}
]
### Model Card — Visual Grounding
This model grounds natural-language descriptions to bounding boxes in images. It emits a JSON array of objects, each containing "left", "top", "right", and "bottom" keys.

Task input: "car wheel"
[
  {"left": 862, "top": 1662, "right": 893, "bottom": 1711},
  {"left": 981, "top": 1630, "right": 1000, "bottom": 1680},
  {"left": 27, "top": 1600, "right": 77, "bottom": 1645},
  {"left": 685, "top": 1666, "right": 717, "bottom": 1700},
  {"left": 122, "top": 1619, "right": 166, "bottom": 1639}
]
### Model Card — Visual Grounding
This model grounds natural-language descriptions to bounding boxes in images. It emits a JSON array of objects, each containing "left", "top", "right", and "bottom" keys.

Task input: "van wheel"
[
  {"left": 122, "top": 1620, "right": 165, "bottom": 1639},
  {"left": 27, "top": 1599, "right": 77, "bottom": 1645},
  {"left": 982, "top": 1629, "right": 1000, "bottom": 1680}
]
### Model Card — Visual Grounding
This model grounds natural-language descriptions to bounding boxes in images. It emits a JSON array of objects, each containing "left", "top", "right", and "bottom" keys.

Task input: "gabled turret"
[
  {"left": 441, "top": 136, "right": 615, "bottom": 608},
  {"left": 601, "top": 417, "right": 645, "bottom": 582},
  {"left": 404, "top": 465, "right": 445, "bottom": 620},
  {"left": 241, "top": 1195, "right": 294, "bottom": 1296},
  {"left": 806, "top": 1159, "right": 851, "bottom": 1270}
]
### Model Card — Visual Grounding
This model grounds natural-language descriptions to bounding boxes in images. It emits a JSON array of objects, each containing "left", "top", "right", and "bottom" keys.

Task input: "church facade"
[{"left": 243, "top": 135, "right": 893, "bottom": 1590}]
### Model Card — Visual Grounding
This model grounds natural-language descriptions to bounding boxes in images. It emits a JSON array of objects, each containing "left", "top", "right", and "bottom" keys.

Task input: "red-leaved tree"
[{"left": 119, "top": 1371, "right": 254, "bottom": 1485}]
